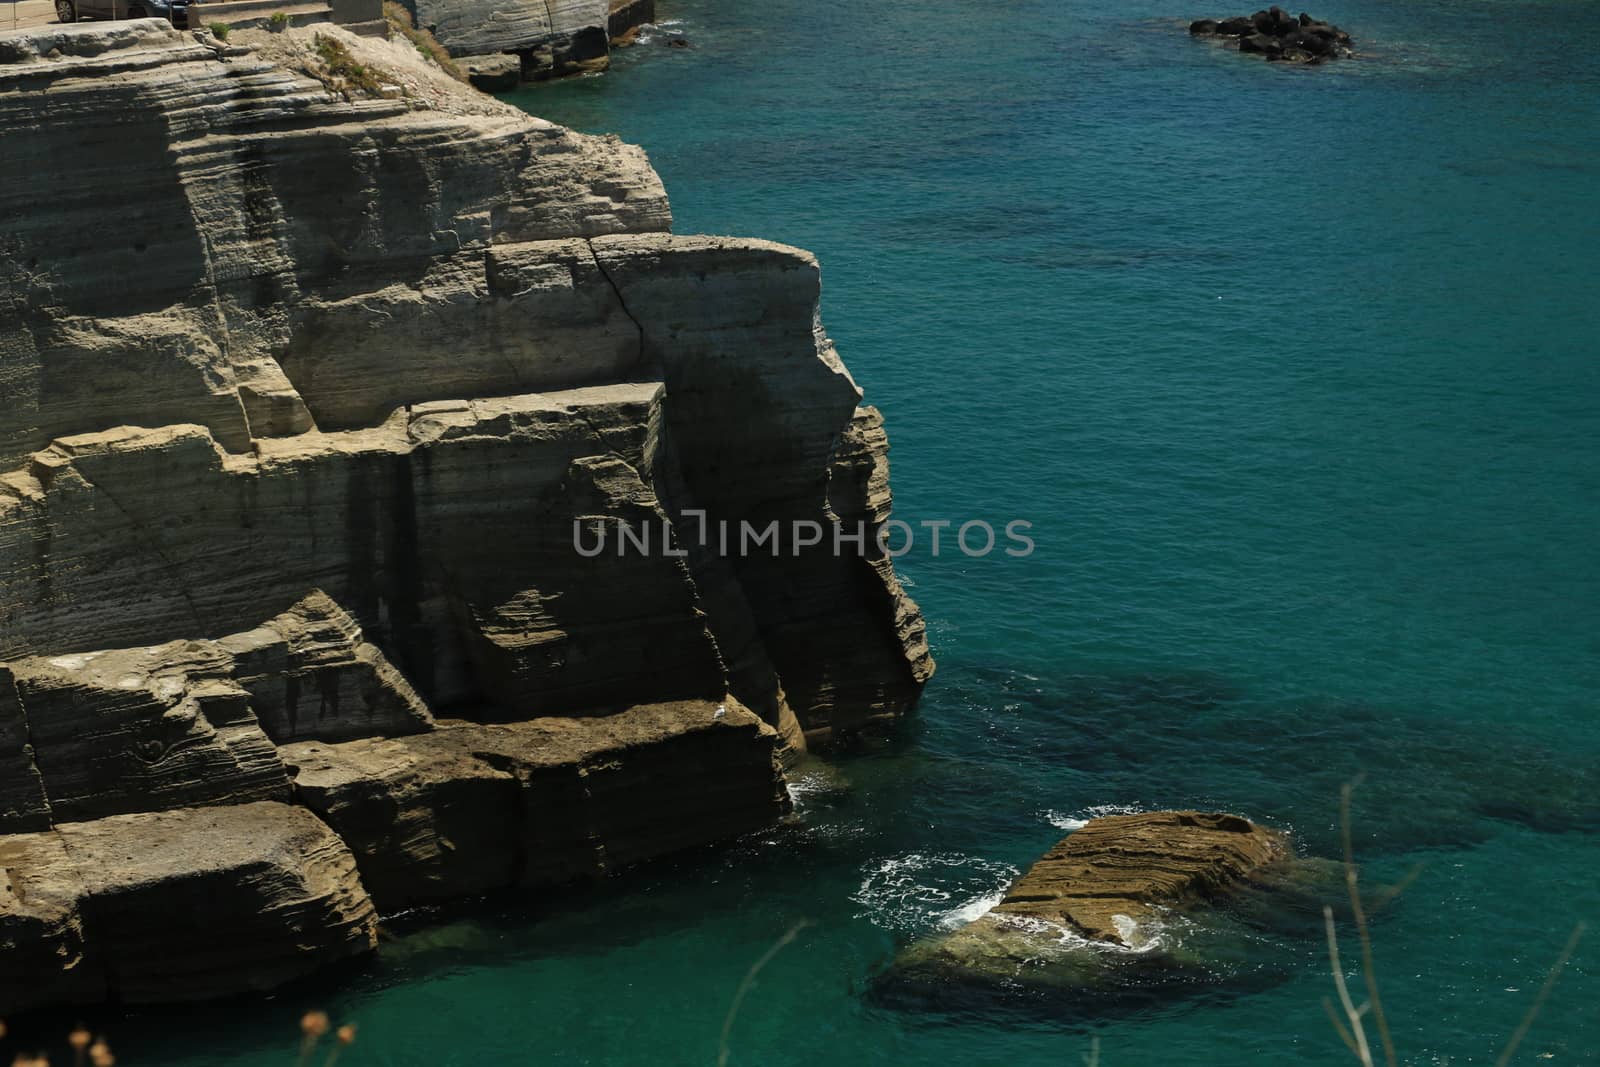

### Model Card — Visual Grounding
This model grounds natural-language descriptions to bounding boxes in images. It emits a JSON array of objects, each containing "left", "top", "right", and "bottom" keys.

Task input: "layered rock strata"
[
  {"left": 2, "top": 802, "right": 378, "bottom": 1012},
  {"left": 410, "top": 0, "right": 610, "bottom": 81},
  {"left": 284, "top": 699, "right": 785, "bottom": 909},
  {"left": 0, "top": 590, "right": 430, "bottom": 833},
  {"left": 0, "top": 21, "right": 927, "bottom": 1011},
  {"left": 985, "top": 811, "right": 1287, "bottom": 943}
]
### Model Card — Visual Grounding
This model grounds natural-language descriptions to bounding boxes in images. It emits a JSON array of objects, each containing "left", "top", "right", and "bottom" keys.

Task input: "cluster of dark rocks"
[{"left": 1190, "top": 7, "right": 1353, "bottom": 63}]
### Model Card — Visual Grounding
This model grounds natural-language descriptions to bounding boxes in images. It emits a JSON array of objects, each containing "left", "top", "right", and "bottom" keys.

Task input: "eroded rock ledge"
[{"left": 0, "top": 21, "right": 930, "bottom": 1012}]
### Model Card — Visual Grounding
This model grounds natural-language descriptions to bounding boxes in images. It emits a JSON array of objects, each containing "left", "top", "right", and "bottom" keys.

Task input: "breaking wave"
[
  {"left": 853, "top": 852, "right": 1019, "bottom": 933},
  {"left": 1043, "top": 803, "right": 1146, "bottom": 831}
]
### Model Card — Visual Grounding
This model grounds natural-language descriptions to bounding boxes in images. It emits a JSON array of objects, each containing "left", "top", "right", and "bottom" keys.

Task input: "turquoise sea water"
[{"left": 107, "top": 0, "right": 1599, "bottom": 1062}]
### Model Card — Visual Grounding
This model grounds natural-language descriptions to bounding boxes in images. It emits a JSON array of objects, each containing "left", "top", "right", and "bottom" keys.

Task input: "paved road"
[{"left": 2, "top": 0, "right": 64, "bottom": 30}]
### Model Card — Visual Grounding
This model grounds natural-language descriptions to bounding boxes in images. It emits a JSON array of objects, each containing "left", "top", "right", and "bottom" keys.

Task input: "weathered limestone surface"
[
  {"left": 890, "top": 813, "right": 1289, "bottom": 994},
  {"left": 284, "top": 726, "right": 522, "bottom": 908},
  {"left": 1, "top": 803, "right": 377, "bottom": 1013},
  {"left": 58, "top": 803, "right": 379, "bottom": 1005},
  {"left": 0, "top": 591, "right": 431, "bottom": 835},
  {"left": 609, "top": 239, "right": 934, "bottom": 743},
  {"left": 0, "top": 669, "right": 50, "bottom": 832},
  {"left": 989, "top": 811, "right": 1288, "bottom": 943},
  {"left": 0, "top": 22, "right": 668, "bottom": 473},
  {"left": 5, "top": 645, "right": 291, "bottom": 826},
  {"left": 462, "top": 52, "right": 522, "bottom": 93},
  {"left": 222, "top": 591, "right": 435, "bottom": 743},
  {"left": 406, "top": 0, "right": 608, "bottom": 78},
  {"left": 284, "top": 699, "right": 786, "bottom": 909},
  {"left": 0, "top": 831, "right": 99, "bottom": 1013},
  {"left": 0, "top": 21, "right": 928, "bottom": 1010}
]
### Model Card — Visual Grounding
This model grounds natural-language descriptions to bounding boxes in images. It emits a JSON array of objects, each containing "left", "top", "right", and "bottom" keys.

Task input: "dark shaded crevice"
[
  {"left": 481, "top": 249, "right": 535, "bottom": 393},
  {"left": 3, "top": 671, "right": 54, "bottom": 830},
  {"left": 585, "top": 238, "right": 647, "bottom": 369},
  {"left": 570, "top": 406, "right": 631, "bottom": 466},
  {"left": 48, "top": 827, "right": 118, "bottom": 1005},
  {"left": 287, "top": 800, "right": 391, "bottom": 922},
  {"left": 638, "top": 400, "right": 797, "bottom": 745},
  {"left": 537, "top": 0, "right": 560, "bottom": 47},
  {"left": 466, "top": 749, "right": 536, "bottom": 890},
  {"left": 194, "top": 227, "right": 259, "bottom": 446},
  {"left": 384, "top": 451, "right": 433, "bottom": 696}
]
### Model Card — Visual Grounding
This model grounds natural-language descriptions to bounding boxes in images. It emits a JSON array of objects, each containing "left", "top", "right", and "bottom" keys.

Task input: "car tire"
[{"left": 55, "top": 0, "right": 75, "bottom": 20}]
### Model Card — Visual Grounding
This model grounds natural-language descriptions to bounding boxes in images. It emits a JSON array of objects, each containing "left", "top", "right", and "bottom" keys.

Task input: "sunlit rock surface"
[{"left": 0, "top": 21, "right": 928, "bottom": 1011}]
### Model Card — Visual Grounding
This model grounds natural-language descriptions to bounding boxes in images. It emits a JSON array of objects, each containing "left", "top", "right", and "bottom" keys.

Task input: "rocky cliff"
[
  {"left": 405, "top": 0, "right": 609, "bottom": 80},
  {"left": 0, "top": 20, "right": 930, "bottom": 1013}
]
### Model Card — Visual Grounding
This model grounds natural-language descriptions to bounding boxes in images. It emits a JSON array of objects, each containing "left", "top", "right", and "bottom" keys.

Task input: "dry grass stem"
[
  {"left": 1324, "top": 904, "right": 1375, "bottom": 1067},
  {"left": 717, "top": 921, "right": 813, "bottom": 1067},
  {"left": 1494, "top": 922, "right": 1586, "bottom": 1067},
  {"left": 1340, "top": 781, "right": 1397, "bottom": 1067}
]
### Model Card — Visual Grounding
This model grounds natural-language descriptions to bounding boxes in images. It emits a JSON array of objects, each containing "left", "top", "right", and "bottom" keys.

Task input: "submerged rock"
[
  {"left": 1190, "top": 7, "right": 1353, "bottom": 64},
  {"left": 886, "top": 811, "right": 1293, "bottom": 999}
]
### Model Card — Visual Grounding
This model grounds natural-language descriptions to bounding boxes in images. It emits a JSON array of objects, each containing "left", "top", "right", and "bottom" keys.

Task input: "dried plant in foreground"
[
  {"left": 1323, "top": 780, "right": 1587, "bottom": 1066},
  {"left": 717, "top": 920, "right": 813, "bottom": 1067},
  {"left": 292, "top": 1010, "right": 358, "bottom": 1067}
]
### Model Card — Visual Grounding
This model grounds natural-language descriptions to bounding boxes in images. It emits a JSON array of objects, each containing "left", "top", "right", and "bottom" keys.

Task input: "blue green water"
[{"left": 113, "top": 0, "right": 1599, "bottom": 1062}]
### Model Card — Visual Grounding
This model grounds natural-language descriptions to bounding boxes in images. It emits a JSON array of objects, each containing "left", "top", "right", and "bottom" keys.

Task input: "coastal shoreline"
[{"left": 0, "top": 17, "right": 929, "bottom": 1016}]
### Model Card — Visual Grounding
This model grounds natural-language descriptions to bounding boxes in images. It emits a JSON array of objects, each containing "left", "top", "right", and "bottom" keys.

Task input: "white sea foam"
[
  {"left": 633, "top": 18, "right": 688, "bottom": 46},
  {"left": 1043, "top": 802, "right": 1144, "bottom": 831},
  {"left": 991, "top": 909, "right": 1176, "bottom": 957},
  {"left": 853, "top": 852, "right": 1019, "bottom": 933},
  {"left": 783, "top": 767, "right": 849, "bottom": 812},
  {"left": 938, "top": 887, "right": 1007, "bottom": 929},
  {"left": 1084, "top": 802, "right": 1145, "bottom": 818}
]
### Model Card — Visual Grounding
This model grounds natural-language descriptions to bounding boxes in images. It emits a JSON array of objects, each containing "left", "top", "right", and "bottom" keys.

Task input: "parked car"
[{"left": 55, "top": 0, "right": 192, "bottom": 28}]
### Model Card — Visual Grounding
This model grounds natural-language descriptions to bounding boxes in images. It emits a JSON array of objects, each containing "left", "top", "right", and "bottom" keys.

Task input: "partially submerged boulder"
[
  {"left": 1190, "top": 8, "right": 1353, "bottom": 64},
  {"left": 888, "top": 811, "right": 1291, "bottom": 998},
  {"left": 994, "top": 811, "right": 1288, "bottom": 945}
]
